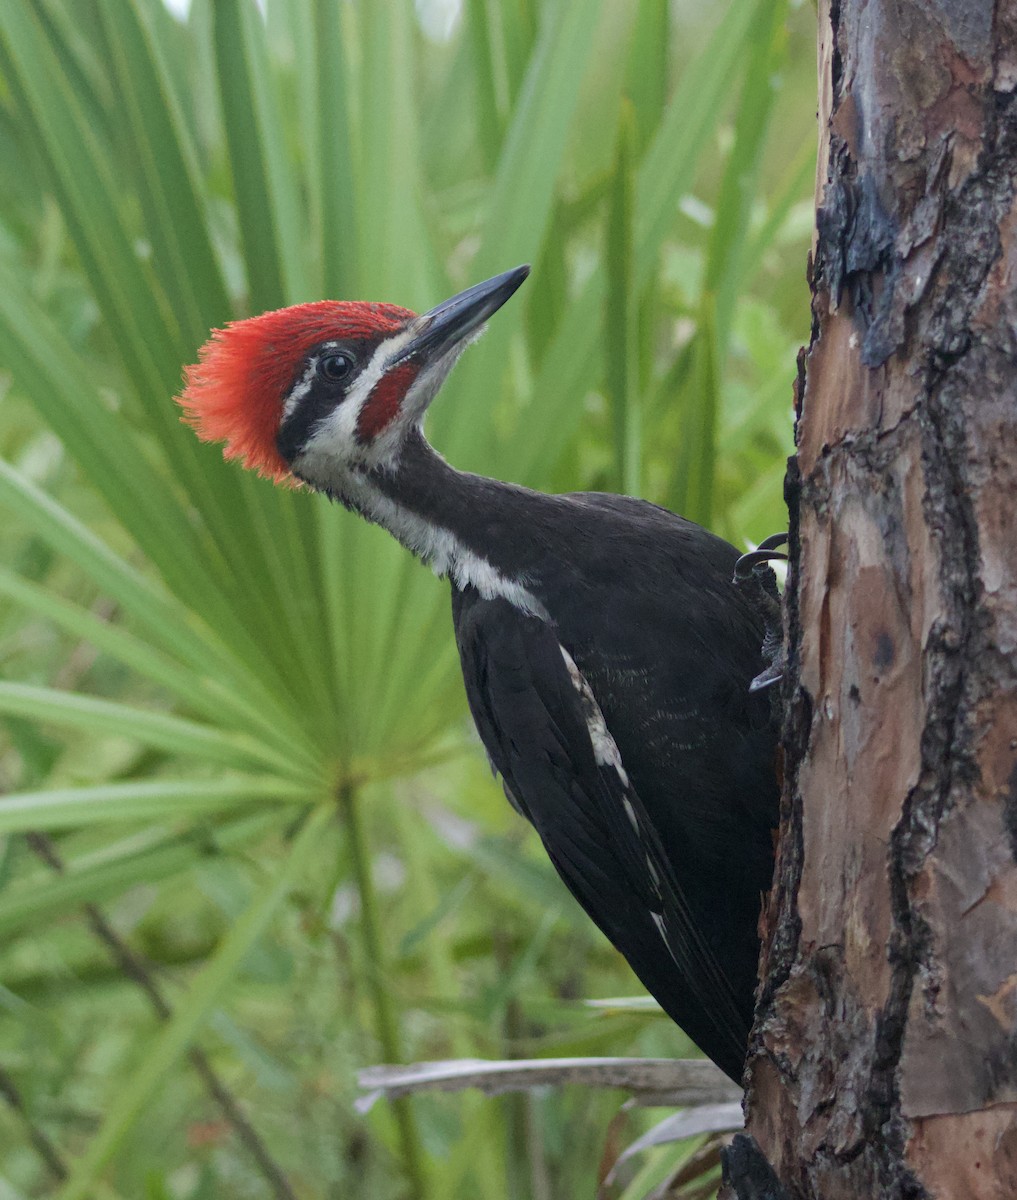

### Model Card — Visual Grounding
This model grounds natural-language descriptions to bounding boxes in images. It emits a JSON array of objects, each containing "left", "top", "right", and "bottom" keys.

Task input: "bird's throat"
[{"left": 331, "top": 434, "right": 548, "bottom": 618}]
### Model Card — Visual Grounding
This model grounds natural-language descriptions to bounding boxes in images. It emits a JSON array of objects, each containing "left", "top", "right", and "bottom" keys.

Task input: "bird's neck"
[{"left": 333, "top": 429, "right": 549, "bottom": 616}]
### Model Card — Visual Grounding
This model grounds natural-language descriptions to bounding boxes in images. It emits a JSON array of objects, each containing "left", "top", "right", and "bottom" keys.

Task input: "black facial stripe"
[
  {"left": 276, "top": 339, "right": 368, "bottom": 464},
  {"left": 278, "top": 390, "right": 332, "bottom": 463}
]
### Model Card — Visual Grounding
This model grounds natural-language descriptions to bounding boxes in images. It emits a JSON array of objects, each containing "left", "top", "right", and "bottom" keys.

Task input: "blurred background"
[{"left": 0, "top": 0, "right": 813, "bottom": 1196}]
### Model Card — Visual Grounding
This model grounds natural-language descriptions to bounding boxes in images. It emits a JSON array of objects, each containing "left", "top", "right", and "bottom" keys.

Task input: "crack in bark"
[
  {"left": 817, "top": 145, "right": 905, "bottom": 367},
  {"left": 828, "top": 0, "right": 844, "bottom": 105},
  {"left": 1004, "top": 764, "right": 1017, "bottom": 865}
]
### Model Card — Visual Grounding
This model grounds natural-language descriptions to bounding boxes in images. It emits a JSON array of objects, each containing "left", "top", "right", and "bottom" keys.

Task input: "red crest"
[{"left": 177, "top": 301, "right": 413, "bottom": 482}]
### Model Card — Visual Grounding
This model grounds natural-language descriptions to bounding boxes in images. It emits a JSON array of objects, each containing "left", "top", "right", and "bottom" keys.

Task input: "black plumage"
[{"left": 375, "top": 439, "right": 779, "bottom": 1081}]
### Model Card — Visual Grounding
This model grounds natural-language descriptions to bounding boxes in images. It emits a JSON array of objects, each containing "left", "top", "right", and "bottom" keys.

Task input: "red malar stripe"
[{"left": 358, "top": 364, "right": 420, "bottom": 440}]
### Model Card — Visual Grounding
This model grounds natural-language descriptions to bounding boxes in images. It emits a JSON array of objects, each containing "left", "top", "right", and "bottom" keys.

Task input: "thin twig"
[
  {"left": 25, "top": 831, "right": 298, "bottom": 1200},
  {"left": 0, "top": 1061, "right": 69, "bottom": 1182}
]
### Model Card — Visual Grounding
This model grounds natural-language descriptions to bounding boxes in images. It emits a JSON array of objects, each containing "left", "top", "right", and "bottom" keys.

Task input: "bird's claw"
[
  {"left": 749, "top": 661, "right": 783, "bottom": 692},
  {"left": 733, "top": 532, "right": 788, "bottom": 581},
  {"left": 734, "top": 534, "right": 787, "bottom": 692}
]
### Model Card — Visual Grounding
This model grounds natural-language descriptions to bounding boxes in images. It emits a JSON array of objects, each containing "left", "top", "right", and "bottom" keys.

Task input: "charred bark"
[{"left": 741, "top": 2, "right": 1017, "bottom": 1197}]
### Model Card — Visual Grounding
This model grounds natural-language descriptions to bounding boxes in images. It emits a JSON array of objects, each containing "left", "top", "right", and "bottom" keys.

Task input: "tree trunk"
[{"left": 741, "top": 2, "right": 1017, "bottom": 1197}]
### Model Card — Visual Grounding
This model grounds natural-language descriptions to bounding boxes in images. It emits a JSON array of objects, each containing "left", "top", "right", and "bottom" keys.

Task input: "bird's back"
[{"left": 451, "top": 490, "right": 779, "bottom": 1079}]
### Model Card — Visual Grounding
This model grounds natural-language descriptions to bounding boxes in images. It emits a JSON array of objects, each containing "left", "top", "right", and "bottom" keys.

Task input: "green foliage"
[{"left": 0, "top": 1, "right": 813, "bottom": 1196}]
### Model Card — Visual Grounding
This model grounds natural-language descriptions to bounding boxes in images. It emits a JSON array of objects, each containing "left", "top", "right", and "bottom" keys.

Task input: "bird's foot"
[{"left": 734, "top": 534, "right": 787, "bottom": 692}]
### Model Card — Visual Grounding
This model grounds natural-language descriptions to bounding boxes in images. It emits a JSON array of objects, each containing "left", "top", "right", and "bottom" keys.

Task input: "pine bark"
[{"left": 742, "top": 2, "right": 1017, "bottom": 1197}]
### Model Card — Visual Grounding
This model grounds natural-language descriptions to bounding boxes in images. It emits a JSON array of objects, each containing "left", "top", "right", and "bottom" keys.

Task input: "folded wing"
[{"left": 453, "top": 589, "right": 751, "bottom": 1081}]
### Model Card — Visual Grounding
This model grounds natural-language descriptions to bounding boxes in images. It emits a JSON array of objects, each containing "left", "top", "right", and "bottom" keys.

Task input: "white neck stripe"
[{"left": 337, "top": 473, "right": 548, "bottom": 618}]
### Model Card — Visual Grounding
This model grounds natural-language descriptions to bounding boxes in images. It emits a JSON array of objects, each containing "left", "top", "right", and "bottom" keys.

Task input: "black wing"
[{"left": 452, "top": 588, "right": 752, "bottom": 1081}]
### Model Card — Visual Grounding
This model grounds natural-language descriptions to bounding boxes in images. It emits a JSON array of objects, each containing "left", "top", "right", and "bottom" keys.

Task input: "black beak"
[{"left": 393, "top": 265, "right": 530, "bottom": 365}]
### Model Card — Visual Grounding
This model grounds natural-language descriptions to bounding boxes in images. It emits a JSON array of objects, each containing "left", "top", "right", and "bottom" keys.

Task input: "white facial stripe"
[
  {"left": 282, "top": 356, "right": 318, "bottom": 419},
  {"left": 294, "top": 314, "right": 489, "bottom": 478},
  {"left": 302, "top": 326, "right": 420, "bottom": 467},
  {"left": 281, "top": 341, "right": 347, "bottom": 421},
  {"left": 343, "top": 328, "right": 416, "bottom": 420}
]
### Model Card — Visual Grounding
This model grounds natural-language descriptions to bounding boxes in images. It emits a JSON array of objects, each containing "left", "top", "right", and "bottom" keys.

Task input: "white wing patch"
[
  {"left": 558, "top": 643, "right": 681, "bottom": 958},
  {"left": 558, "top": 645, "right": 631, "bottom": 788}
]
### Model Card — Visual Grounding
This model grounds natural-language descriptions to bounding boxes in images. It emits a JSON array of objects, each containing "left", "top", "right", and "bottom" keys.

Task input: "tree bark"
[{"left": 741, "top": 2, "right": 1017, "bottom": 1197}]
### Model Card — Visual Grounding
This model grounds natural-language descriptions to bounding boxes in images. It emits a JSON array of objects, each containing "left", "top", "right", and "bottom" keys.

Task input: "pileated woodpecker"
[{"left": 179, "top": 266, "right": 778, "bottom": 1082}]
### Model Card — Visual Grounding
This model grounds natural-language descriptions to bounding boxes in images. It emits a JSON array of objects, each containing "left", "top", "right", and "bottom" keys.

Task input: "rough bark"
[{"left": 741, "top": 2, "right": 1017, "bottom": 1197}]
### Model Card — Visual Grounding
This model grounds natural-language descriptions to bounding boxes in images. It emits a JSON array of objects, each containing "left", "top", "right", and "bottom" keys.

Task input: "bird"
[{"left": 178, "top": 265, "right": 779, "bottom": 1082}]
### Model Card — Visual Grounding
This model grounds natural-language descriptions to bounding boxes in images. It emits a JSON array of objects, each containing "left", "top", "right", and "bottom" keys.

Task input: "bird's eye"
[{"left": 317, "top": 352, "right": 355, "bottom": 383}]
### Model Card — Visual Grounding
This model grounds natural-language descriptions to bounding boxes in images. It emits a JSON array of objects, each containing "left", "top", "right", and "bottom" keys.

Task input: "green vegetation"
[{"left": 0, "top": 1, "right": 813, "bottom": 1195}]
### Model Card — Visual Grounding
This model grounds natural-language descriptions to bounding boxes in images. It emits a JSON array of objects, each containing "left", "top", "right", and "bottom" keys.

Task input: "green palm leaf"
[{"left": 0, "top": 1, "right": 811, "bottom": 1194}]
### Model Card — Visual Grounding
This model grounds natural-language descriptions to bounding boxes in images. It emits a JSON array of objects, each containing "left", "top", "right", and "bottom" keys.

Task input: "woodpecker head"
[{"left": 178, "top": 265, "right": 530, "bottom": 490}]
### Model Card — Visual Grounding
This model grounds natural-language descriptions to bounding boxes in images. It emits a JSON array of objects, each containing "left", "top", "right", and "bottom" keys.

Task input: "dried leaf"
[
  {"left": 604, "top": 1104, "right": 742, "bottom": 1186},
  {"left": 356, "top": 1056, "right": 738, "bottom": 1114}
]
